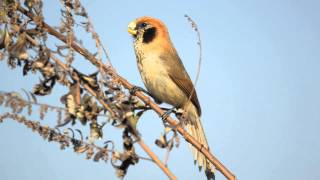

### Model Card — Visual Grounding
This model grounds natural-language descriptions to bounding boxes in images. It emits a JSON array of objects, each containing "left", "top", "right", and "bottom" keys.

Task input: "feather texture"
[{"left": 128, "top": 16, "right": 215, "bottom": 178}]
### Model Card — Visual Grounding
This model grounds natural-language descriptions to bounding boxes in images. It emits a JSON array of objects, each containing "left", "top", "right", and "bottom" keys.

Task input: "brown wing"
[
  {"left": 160, "top": 53, "right": 202, "bottom": 116},
  {"left": 169, "top": 73, "right": 201, "bottom": 116}
]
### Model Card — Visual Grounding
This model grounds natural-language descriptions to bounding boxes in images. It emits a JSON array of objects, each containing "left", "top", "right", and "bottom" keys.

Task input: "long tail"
[{"left": 184, "top": 103, "right": 215, "bottom": 179}]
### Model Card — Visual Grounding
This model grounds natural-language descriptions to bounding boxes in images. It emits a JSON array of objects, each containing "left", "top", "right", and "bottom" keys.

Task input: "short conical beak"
[{"left": 128, "top": 21, "right": 137, "bottom": 35}]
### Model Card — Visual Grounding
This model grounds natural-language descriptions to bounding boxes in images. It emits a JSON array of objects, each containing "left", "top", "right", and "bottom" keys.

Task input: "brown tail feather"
[{"left": 184, "top": 103, "right": 215, "bottom": 179}]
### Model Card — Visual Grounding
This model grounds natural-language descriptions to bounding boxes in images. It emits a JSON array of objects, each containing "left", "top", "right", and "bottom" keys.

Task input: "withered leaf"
[
  {"left": 61, "top": 83, "right": 81, "bottom": 117},
  {"left": 88, "top": 122, "right": 103, "bottom": 142},
  {"left": 9, "top": 32, "right": 28, "bottom": 60},
  {"left": 39, "top": 104, "right": 48, "bottom": 120},
  {"left": 93, "top": 149, "right": 108, "bottom": 162},
  {"left": 75, "top": 144, "right": 89, "bottom": 154},
  {"left": 26, "top": 28, "right": 40, "bottom": 36},
  {"left": 86, "top": 147, "right": 94, "bottom": 159},
  {"left": 22, "top": 61, "right": 32, "bottom": 76},
  {"left": 70, "top": 82, "right": 81, "bottom": 106},
  {"left": 0, "top": 27, "right": 12, "bottom": 50},
  {"left": 41, "top": 63, "right": 55, "bottom": 78},
  {"left": 155, "top": 133, "right": 167, "bottom": 149},
  {"left": 74, "top": 69, "right": 99, "bottom": 90},
  {"left": 24, "top": 0, "right": 34, "bottom": 9},
  {"left": 33, "top": 77, "right": 56, "bottom": 96}
]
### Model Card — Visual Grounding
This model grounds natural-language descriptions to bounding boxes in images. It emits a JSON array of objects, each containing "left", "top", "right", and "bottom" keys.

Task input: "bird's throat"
[{"left": 142, "top": 27, "right": 156, "bottom": 43}]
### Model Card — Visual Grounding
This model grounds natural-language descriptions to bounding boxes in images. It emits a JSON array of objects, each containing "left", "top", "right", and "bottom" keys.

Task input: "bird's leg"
[
  {"left": 160, "top": 107, "right": 175, "bottom": 129},
  {"left": 160, "top": 107, "right": 177, "bottom": 114},
  {"left": 160, "top": 108, "right": 185, "bottom": 130},
  {"left": 161, "top": 107, "right": 184, "bottom": 117},
  {"left": 160, "top": 107, "right": 181, "bottom": 130},
  {"left": 161, "top": 107, "right": 177, "bottom": 121}
]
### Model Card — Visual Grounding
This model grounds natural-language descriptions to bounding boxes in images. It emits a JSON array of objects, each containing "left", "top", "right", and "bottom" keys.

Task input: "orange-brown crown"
[{"left": 128, "top": 16, "right": 176, "bottom": 54}]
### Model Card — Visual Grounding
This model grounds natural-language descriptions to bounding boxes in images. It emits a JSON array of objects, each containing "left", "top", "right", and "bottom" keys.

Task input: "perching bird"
[{"left": 128, "top": 16, "right": 215, "bottom": 178}]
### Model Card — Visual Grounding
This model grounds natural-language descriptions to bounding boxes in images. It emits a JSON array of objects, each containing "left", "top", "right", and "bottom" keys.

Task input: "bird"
[{"left": 127, "top": 16, "right": 215, "bottom": 178}]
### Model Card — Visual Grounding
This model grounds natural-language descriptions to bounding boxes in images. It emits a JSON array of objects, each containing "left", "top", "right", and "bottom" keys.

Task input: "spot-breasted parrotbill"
[{"left": 127, "top": 16, "right": 215, "bottom": 177}]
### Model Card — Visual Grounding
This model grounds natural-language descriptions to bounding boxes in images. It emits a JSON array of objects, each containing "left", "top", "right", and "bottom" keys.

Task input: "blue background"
[{"left": 1, "top": 0, "right": 320, "bottom": 179}]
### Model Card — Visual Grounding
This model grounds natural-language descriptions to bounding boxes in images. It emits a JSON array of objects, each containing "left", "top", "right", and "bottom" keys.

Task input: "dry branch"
[
  {"left": 13, "top": 25, "right": 176, "bottom": 179},
  {"left": 15, "top": 5, "right": 235, "bottom": 180}
]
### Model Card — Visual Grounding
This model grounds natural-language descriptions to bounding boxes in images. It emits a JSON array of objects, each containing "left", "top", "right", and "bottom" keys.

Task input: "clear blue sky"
[{"left": 1, "top": 0, "right": 320, "bottom": 180}]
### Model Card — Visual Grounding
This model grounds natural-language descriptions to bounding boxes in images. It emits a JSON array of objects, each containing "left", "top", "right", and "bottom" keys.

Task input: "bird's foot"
[
  {"left": 130, "top": 86, "right": 163, "bottom": 104},
  {"left": 130, "top": 86, "right": 152, "bottom": 96},
  {"left": 161, "top": 107, "right": 183, "bottom": 117},
  {"left": 159, "top": 107, "right": 186, "bottom": 130},
  {"left": 161, "top": 107, "right": 176, "bottom": 121}
]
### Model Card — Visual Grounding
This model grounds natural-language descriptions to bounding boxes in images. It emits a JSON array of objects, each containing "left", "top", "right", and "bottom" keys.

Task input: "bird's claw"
[
  {"left": 161, "top": 107, "right": 176, "bottom": 121},
  {"left": 129, "top": 86, "right": 152, "bottom": 96},
  {"left": 130, "top": 86, "right": 162, "bottom": 104}
]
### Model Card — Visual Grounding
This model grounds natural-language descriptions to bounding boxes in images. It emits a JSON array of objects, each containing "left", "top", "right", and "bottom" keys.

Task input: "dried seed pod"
[{"left": 155, "top": 133, "right": 167, "bottom": 149}]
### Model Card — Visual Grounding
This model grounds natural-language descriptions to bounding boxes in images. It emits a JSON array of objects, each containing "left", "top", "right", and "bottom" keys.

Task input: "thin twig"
[
  {"left": 136, "top": 139, "right": 177, "bottom": 180},
  {"left": 184, "top": 14, "right": 202, "bottom": 107},
  {"left": 163, "top": 139, "right": 174, "bottom": 166},
  {"left": 86, "top": 16, "right": 112, "bottom": 66}
]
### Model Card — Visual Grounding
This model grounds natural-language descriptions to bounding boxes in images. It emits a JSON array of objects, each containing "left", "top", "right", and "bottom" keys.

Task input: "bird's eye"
[{"left": 140, "top": 22, "right": 147, "bottom": 28}]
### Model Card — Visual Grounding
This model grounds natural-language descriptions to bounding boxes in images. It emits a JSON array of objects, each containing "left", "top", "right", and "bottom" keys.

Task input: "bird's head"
[{"left": 127, "top": 16, "right": 170, "bottom": 44}]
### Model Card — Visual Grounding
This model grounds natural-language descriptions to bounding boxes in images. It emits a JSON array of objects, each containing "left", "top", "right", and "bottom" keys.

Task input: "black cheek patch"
[{"left": 142, "top": 27, "right": 156, "bottom": 43}]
